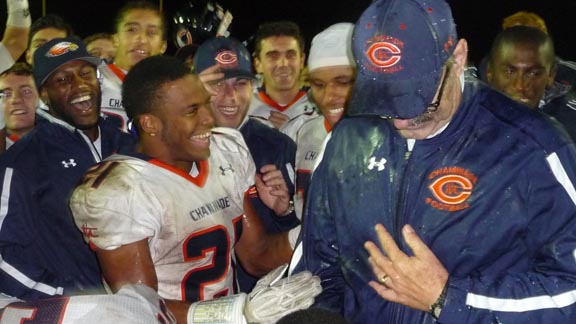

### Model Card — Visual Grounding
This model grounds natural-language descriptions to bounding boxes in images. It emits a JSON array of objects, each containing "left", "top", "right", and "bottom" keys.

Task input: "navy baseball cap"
[
  {"left": 193, "top": 36, "right": 255, "bottom": 79},
  {"left": 33, "top": 37, "right": 101, "bottom": 89},
  {"left": 348, "top": 0, "right": 458, "bottom": 119}
]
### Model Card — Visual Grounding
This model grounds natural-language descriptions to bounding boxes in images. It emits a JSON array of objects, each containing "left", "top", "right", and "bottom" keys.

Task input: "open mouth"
[
  {"left": 219, "top": 106, "right": 238, "bottom": 116},
  {"left": 132, "top": 49, "right": 149, "bottom": 57},
  {"left": 9, "top": 109, "right": 29, "bottom": 116},
  {"left": 70, "top": 95, "right": 92, "bottom": 112},
  {"left": 328, "top": 107, "right": 344, "bottom": 115},
  {"left": 191, "top": 131, "right": 211, "bottom": 142}
]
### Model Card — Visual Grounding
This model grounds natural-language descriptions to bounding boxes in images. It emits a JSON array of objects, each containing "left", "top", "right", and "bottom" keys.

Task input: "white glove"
[
  {"left": 6, "top": 0, "right": 31, "bottom": 28},
  {"left": 186, "top": 264, "right": 322, "bottom": 324},
  {"left": 244, "top": 264, "right": 322, "bottom": 324}
]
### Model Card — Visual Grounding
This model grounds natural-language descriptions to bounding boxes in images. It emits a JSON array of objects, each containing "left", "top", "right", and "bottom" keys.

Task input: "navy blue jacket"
[
  {"left": 300, "top": 82, "right": 576, "bottom": 323},
  {"left": 0, "top": 110, "right": 136, "bottom": 300},
  {"left": 237, "top": 118, "right": 298, "bottom": 292}
]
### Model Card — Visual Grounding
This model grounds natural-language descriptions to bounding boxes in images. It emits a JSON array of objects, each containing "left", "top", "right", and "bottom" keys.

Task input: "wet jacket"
[
  {"left": 0, "top": 110, "right": 136, "bottom": 300},
  {"left": 540, "top": 81, "right": 576, "bottom": 142},
  {"left": 300, "top": 82, "right": 576, "bottom": 323}
]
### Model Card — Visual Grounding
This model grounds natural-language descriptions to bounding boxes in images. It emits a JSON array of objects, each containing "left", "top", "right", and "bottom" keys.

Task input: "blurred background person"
[{"left": 84, "top": 32, "right": 116, "bottom": 63}]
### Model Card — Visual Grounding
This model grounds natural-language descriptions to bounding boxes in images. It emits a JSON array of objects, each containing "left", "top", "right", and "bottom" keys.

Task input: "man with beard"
[{"left": 0, "top": 37, "right": 135, "bottom": 300}]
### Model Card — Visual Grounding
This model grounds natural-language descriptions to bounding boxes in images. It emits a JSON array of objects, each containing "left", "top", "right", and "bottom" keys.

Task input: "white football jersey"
[
  {"left": 70, "top": 128, "right": 255, "bottom": 302},
  {"left": 248, "top": 89, "right": 317, "bottom": 141},
  {"left": 294, "top": 116, "right": 330, "bottom": 219},
  {"left": 98, "top": 63, "right": 128, "bottom": 131},
  {"left": 0, "top": 284, "right": 175, "bottom": 324}
]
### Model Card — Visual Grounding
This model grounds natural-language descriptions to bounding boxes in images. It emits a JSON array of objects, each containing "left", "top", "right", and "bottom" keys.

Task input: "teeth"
[
  {"left": 191, "top": 132, "right": 211, "bottom": 140},
  {"left": 329, "top": 107, "right": 344, "bottom": 115},
  {"left": 10, "top": 109, "right": 27, "bottom": 115},
  {"left": 135, "top": 49, "right": 147, "bottom": 55},
  {"left": 219, "top": 106, "right": 238, "bottom": 115},
  {"left": 71, "top": 95, "right": 90, "bottom": 104}
]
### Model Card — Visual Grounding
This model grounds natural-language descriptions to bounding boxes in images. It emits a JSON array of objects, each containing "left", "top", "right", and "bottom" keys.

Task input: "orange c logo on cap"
[
  {"left": 215, "top": 50, "right": 238, "bottom": 68},
  {"left": 366, "top": 42, "right": 401, "bottom": 68},
  {"left": 429, "top": 174, "right": 473, "bottom": 205}
]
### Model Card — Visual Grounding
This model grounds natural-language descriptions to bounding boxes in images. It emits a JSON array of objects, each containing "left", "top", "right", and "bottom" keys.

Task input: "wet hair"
[
  {"left": 253, "top": 20, "right": 305, "bottom": 58},
  {"left": 123, "top": 56, "right": 192, "bottom": 134},
  {"left": 28, "top": 14, "right": 74, "bottom": 48},
  {"left": 114, "top": 0, "right": 167, "bottom": 40},
  {"left": 488, "top": 25, "right": 556, "bottom": 68},
  {"left": 0, "top": 62, "right": 34, "bottom": 79}
]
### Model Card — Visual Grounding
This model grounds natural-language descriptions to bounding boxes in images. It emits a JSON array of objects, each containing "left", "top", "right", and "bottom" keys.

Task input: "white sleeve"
[
  {"left": 70, "top": 163, "right": 162, "bottom": 250},
  {"left": 0, "top": 284, "right": 176, "bottom": 324},
  {"left": 0, "top": 43, "right": 14, "bottom": 74}
]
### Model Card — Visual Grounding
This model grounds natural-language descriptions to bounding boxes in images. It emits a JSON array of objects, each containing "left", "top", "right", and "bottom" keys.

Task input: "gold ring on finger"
[{"left": 379, "top": 274, "right": 390, "bottom": 285}]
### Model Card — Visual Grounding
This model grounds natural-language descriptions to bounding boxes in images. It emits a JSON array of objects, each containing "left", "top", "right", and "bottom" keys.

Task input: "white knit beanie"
[{"left": 307, "top": 22, "right": 355, "bottom": 72}]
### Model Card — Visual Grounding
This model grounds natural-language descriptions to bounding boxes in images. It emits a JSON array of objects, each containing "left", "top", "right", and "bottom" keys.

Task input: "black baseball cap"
[
  {"left": 33, "top": 37, "right": 101, "bottom": 89},
  {"left": 193, "top": 36, "right": 255, "bottom": 79}
]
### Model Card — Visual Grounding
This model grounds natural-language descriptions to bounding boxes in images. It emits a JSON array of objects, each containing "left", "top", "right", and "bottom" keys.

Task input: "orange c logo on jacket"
[{"left": 426, "top": 167, "right": 477, "bottom": 212}]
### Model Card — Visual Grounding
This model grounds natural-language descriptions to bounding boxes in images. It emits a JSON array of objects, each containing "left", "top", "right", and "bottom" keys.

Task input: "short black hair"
[
  {"left": 488, "top": 25, "right": 556, "bottom": 68},
  {"left": 123, "top": 56, "right": 192, "bottom": 134},
  {"left": 253, "top": 21, "right": 305, "bottom": 58},
  {"left": 114, "top": 0, "right": 167, "bottom": 40},
  {"left": 28, "top": 14, "right": 74, "bottom": 48},
  {"left": 0, "top": 62, "right": 34, "bottom": 79}
]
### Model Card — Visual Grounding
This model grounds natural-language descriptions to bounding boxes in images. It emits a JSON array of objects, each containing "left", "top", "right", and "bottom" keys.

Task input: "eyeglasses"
[{"left": 425, "top": 65, "right": 450, "bottom": 113}]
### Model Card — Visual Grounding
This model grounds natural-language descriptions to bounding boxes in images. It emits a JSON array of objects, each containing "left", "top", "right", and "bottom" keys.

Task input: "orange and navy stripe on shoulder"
[{"left": 257, "top": 88, "right": 308, "bottom": 112}]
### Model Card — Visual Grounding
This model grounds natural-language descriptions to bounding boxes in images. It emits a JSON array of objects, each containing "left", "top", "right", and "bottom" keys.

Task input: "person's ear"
[
  {"left": 254, "top": 57, "right": 262, "bottom": 74},
  {"left": 451, "top": 39, "right": 469, "bottom": 77},
  {"left": 139, "top": 114, "right": 161, "bottom": 138},
  {"left": 40, "top": 87, "right": 49, "bottom": 105}
]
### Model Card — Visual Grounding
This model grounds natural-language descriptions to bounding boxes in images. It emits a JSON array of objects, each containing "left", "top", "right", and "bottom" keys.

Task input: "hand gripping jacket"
[{"left": 299, "top": 81, "right": 576, "bottom": 323}]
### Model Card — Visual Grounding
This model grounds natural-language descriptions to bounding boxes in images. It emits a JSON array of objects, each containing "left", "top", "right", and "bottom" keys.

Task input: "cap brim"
[
  {"left": 39, "top": 56, "right": 102, "bottom": 88},
  {"left": 348, "top": 69, "right": 441, "bottom": 119}
]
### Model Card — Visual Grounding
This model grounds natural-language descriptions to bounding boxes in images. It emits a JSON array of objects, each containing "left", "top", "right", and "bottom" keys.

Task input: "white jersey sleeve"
[
  {"left": 70, "top": 156, "right": 163, "bottom": 250},
  {"left": 0, "top": 284, "right": 176, "bottom": 324},
  {"left": 70, "top": 131, "right": 257, "bottom": 302}
]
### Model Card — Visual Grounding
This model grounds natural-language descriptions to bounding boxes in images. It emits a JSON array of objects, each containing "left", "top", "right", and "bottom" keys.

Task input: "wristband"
[{"left": 187, "top": 293, "right": 247, "bottom": 324}]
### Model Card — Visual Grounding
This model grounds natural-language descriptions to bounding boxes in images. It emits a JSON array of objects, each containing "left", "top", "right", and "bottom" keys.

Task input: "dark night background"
[{"left": 2, "top": 0, "right": 576, "bottom": 65}]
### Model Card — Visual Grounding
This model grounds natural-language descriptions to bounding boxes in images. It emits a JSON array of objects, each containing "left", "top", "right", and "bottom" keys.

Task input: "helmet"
[{"left": 171, "top": 0, "right": 233, "bottom": 49}]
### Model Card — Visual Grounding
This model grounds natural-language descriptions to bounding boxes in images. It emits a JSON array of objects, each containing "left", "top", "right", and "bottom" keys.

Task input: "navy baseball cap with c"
[
  {"left": 348, "top": 0, "right": 458, "bottom": 119},
  {"left": 193, "top": 36, "right": 255, "bottom": 79},
  {"left": 33, "top": 37, "right": 101, "bottom": 89}
]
